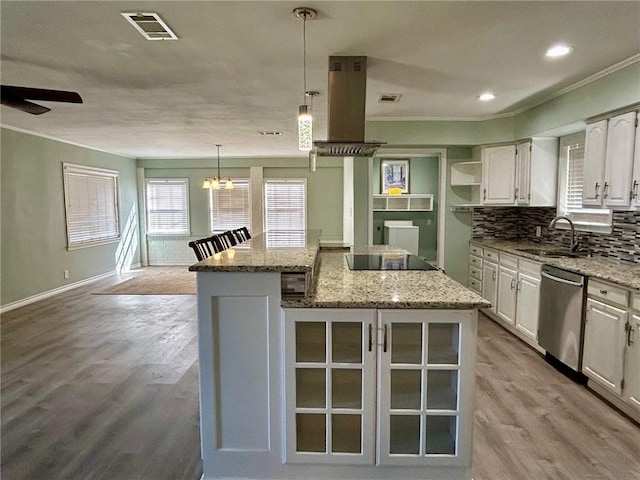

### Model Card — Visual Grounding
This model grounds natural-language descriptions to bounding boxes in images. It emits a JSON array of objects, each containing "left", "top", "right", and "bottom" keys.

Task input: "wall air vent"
[
  {"left": 259, "top": 131, "right": 283, "bottom": 136},
  {"left": 378, "top": 93, "right": 401, "bottom": 103},
  {"left": 121, "top": 12, "right": 178, "bottom": 40}
]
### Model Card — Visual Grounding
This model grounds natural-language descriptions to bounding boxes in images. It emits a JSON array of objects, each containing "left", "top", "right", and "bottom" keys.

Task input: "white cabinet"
[
  {"left": 496, "top": 264, "right": 517, "bottom": 326},
  {"left": 624, "top": 313, "right": 640, "bottom": 410},
  {"left": 481, "top": 139, "right": 558, "bottom": 206},
  {"left": 283, "top": 308, "right": 476, "bottom": 469},
  {"left": 583, "top": 298, "right": 627, "bottom": 395},
  {"left": 583, "top": 111, "right": 637, "bottom": 208},
  {"left": 514, "top": 270, "right": 541, "bottom": 340},
  {"left": 481, "top": 255, "right": 498, "bottom": 315},
  {"left": 632, "top": 117, "right": 640, "bottom": 208},
  {"left": 583, "top": 120, "right": 608, "bottom": 206},
  {"left": 482, "top": 145, "right": 517, "bottom": 205},
  {"left": 471, "top": 244, "right": 542, "bottom": 348}
]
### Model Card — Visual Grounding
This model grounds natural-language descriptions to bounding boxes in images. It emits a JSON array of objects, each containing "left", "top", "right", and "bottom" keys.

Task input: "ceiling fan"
[{"left": 1, "top": 85, "right": 83, "bottom": 115}]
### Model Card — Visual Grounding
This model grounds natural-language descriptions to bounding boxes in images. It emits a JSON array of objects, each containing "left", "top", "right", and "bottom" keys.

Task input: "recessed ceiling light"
[
  {"left": 478, "top": 92, "right": 496, "bottom": 102},
  {"left": 546, "top": 44, "right": 573, "bottom": 58}
]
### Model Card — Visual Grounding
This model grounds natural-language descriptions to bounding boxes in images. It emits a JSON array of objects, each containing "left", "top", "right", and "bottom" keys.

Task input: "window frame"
[
  {"left": 145, "top": 178, "right": 191, "bottom": 236},
  {"left": 209, "top": 178, "right": 252, "bottom": 235},
  {"left": 63, "top": 162, "right": 121, "bottom": 250},
  {"left": 263, "top": 178, "right": 307, "bottom": 232},
  {"left": 556, "top": 132, "right": 612, "bottom": 234}
]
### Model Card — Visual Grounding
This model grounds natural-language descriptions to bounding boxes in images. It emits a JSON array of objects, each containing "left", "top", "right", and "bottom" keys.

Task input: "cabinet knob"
[{"left": 594, "top": 182, "right": 600, "bottom": 199}]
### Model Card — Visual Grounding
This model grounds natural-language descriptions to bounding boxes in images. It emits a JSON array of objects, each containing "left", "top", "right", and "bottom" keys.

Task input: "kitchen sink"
[{"left": 515, "top": 247, "right": 590, "bottom": 258}]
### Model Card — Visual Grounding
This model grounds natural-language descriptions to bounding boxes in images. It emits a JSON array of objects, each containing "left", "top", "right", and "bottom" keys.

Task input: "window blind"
[
  {"left": 264, "top": 179, "right": 306, "bottom": 247},
  {"left": 63, "top": 163, "right": 120, "bottom": 249},
  {"left": 210, "top": 179, "right": 251, "bottom": 233},
  {"left": 558, "top": 136, "right": 611, "bottom": 230},
  {"left": 146, "top": 179, "right": 190, "bottom": 234}
]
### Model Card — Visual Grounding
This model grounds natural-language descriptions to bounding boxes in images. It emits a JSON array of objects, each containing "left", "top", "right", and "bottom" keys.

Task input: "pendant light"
[
  {"left": 202, "top": 144, "right": 233, "bottom": 190},
  {"left": 293, "top": 7, "right": 317, "bottom": 151}
]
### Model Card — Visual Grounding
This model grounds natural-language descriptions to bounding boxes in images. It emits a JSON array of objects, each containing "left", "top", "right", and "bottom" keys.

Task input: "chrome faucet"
[{"left": 549, "top": 215, "right": 579, "bottom": 252}]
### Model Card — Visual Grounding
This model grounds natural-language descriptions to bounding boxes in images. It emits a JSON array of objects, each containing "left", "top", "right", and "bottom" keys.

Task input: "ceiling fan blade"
[
  {"left": 1, "top": 85, "right": 83, "bottom": 104},
  {"left": 1, "top": 97, "right": 51, "bottom": 115}
]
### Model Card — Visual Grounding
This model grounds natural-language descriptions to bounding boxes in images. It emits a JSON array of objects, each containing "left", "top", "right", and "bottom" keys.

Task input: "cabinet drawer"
[
  {"left": 518, "top": 258, "right": 541, "bottom": 278},
  {"left": 499, "top": 252, "right": 518, "bottom": 269},
  {"left": 484, "top": 249, "right": 499, "bottom": 262},
  {"left": 470, "top": 244, "right": 483, "bottom": 257},
  {"left": 632, "top": 292, "right": 640, "bottom": 312},
  {"left": 588, "top": 280, "right": 629, "bottom": 307},
  {"left": 469, "top": 255, "right": 483, "bottom": 268},
  {"left": 469, "top": 265, "right": 482, "bottom": 280},
  {"left": 468, "top": 277, "right": 482, "bottom": 294}
]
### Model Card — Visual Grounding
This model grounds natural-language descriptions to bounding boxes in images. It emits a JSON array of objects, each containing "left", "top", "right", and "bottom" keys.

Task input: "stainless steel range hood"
[{"left": 312, "top": 56, "right": 385, "bottom": 157}]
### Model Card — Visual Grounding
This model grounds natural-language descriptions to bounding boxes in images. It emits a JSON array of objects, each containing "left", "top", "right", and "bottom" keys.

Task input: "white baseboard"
[
  {"left": 148, "top": 261, "right": 193, "bottom": 266},
  {"left": 1, "top": 270, "right": 116, "bottom": 314}
]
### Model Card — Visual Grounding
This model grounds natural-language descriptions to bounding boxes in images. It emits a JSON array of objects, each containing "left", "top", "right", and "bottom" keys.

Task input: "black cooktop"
[{"left": 345, "top": 254, "right": 438, "bottom": 271}]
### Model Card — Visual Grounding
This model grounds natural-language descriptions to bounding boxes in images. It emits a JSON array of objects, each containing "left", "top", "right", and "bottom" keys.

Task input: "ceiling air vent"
[
  {"left": 122, "top": 12, "right": 178, "bottom": 40},
  {"left": 378, "top": 93, "right": 401, "bottom": 103},
  {"left": 259, "top": 131, "right": 283, "bottom": 136}
]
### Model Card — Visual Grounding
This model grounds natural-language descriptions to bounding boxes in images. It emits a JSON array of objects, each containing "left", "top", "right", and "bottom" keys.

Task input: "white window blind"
[
  {"left": 557, "top": 133, "right": 612, "bottom": 232},
  {"left": 146, "top": 179, "right": 190, "bottom": 234},
  {"left": 264, "top": 179, "right": 306, "bottom": 247},
  {"left": 210, "top": 179, "right": 251, "bottom": 233},
  {"left": 63, "top": 163, "right": 120, "bottom": 249}
]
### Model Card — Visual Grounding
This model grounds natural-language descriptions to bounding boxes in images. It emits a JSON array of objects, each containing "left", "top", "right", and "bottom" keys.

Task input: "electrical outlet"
[
  {"left": 427, "top": 219, "right": 432, "bottom": 226},
  {"left": 64, "top": 270, "right": 70, "bottom": 279},
  {"left": 535, "top": 226, "right": 542, "bottom": 237}
]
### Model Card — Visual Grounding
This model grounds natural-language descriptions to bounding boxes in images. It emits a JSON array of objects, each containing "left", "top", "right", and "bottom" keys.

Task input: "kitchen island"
[{"left": 189, "top": 230, "right": 489, "bottom": 480}]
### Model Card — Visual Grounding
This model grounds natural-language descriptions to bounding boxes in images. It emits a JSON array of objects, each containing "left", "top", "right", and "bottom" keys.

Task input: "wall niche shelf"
[
  {"left": 372, "top": 194, "right": 434, "bottom": 211},
  {"left": 450, "top": 161, "right": 482, "bottom": 186}
]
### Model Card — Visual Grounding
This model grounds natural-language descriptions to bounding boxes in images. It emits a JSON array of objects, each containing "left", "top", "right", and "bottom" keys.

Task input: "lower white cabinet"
[
  {"left": 583, "top": 280, "right": 640, "bottom": 422},
  {"left": 582, "top": 298, "right": 627, "bottom": 395},
  {"left": 624, "top": 314, "right": 640, "bottom": 410},
  {"left": 283, "top": 308, "right": 476, "bottom": 469},
  {"left": 514, "top": 271, "right": 541, "bottom": 340},
  {"left": 496, "top": 264, "right": 517, "bottom": 325}
]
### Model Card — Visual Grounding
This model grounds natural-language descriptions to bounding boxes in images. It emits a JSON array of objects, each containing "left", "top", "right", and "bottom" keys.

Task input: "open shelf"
[
  {"left": 450, "top": 162, "right": 482, "bottom": 186},
  {"left": 372, "top": 194, "right": 434, "bottom": 211}
]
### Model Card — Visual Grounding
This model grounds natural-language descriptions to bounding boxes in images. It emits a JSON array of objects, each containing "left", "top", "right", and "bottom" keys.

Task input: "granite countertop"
[
  {"left": 470, "top": 239, "right": 640, "bottom": 291},
  {"left": 282, "top": 249, "right": 491, "bottom": 309},
  {"left": 188, "top": 229, "right": 321, "bottom": 272}
]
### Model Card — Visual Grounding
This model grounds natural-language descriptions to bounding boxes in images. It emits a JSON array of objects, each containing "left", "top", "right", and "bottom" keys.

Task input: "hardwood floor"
[{"left": 2, "top": 271, "right": 639, "bottom": 479}]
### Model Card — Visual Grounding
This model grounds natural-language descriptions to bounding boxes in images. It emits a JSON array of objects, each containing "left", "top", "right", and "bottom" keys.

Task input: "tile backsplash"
[{"left": 472, "top": 207, "right": 640, "bottom": 263}]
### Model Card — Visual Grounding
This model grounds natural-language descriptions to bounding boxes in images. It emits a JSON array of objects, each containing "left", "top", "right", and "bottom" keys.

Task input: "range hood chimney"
[{"left": 312, "top": 56, "right": 385, "bottom": 157}]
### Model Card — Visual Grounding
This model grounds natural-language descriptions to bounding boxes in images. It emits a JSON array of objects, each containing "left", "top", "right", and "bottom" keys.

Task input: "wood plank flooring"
[{"left": 2, "top": 270, "right": 639, "bottom": 479}]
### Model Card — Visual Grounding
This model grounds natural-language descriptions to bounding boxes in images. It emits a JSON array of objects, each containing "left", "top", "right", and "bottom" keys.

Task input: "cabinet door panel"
[
  {"left": 284, "top": 309, "right": 376, "bottom": 465},
  {"left": 481, "top": 262, "right": 498, "bottom": 314},
  {"left": 583, "top": 120, "right": 608, "bottom": 206},
  {"left": 604, "top": 111, "right": 636, "bottom": 207},
  {"left": 582, "top": 299, "right": 627, "bottom": 395},
  {"left": 482, "top": 145, "right": 516, "bottom": 204},
  {"left": 377, "top": 310, "right": 475, "bottom": 467},
  {"left": 515, "top": 273, "right": 540, "bottom": 340},
  {"left": 624, "top": 314, "right": 640, "bottom": 411},
  {"left": 496, "top": 266, "right": 517, "bottom": 325},
  {"left": 515, "top": 141, "right": 531, "bottom": 204}
]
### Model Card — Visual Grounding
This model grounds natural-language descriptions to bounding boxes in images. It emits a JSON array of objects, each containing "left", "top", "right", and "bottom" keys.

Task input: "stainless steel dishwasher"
[{"left": 538, "top": 265, "right": 587, "bottom": 376}]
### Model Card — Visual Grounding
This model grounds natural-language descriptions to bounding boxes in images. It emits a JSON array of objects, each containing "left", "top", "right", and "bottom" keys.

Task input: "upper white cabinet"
[
  {"left": 632, "top": 116, "right": 640, "bottom": 208},
  {"left": 583, "top": 111, "right": 637, "bottom": 208},
  {"left": 481, "top": 139, "right": 558, "bottom": 207},
  {"left": 482, "top": 145, "right": 516, "bottom": 205}
]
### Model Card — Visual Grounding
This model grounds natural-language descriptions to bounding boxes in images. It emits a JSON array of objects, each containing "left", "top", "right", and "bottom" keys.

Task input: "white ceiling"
[{"left": 1, "top": 1, "right": 639, "bottom": 158}]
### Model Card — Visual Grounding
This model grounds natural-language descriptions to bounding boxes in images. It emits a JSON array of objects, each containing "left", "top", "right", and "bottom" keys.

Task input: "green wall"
[
  {"left": 140, "top": 157, "right": 344, "bottom": 243},
  {"left": 371, "top": 156, "right": 439, "bottom": 260},
  {"left": 1, "top": 128, "right": 139, "bottom": 307}
]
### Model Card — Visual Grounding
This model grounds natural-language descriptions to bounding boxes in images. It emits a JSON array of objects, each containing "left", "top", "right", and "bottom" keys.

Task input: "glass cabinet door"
[
  {"left": 284, "top": 309, "right": 376, "bottom": 465},
  {"left": 377, "top": 309, "right": 475, "bottom": 467}
]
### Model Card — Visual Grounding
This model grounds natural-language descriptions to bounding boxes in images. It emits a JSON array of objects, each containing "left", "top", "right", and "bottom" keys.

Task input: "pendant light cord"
[
  {"left": 216, "top": 144, "right": 221, "bottom": 178},
  {"left": 302, "top": 13, "right": 307, "bottom": 105}
]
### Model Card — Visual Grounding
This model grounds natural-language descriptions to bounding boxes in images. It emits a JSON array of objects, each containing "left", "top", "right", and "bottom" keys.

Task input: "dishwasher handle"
[{"left": 541, "top": 271, "right": 583, "bottom": 287}]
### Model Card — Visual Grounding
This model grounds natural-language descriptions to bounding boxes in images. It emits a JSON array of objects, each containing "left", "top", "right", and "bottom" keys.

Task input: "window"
[
  {"left": 146, "top": 179, "right": 190, "bottom": 235},
  {"left": 63, "top": 163, "right": 120, "bottom": 249},
  {"left": 209, "top": 179, "right": 251, "bottom": 233},
  {"left": 264, "top": 179, "right": 306, "bottom": 247},
  {"left": 557, "top": 132, "right": 612, "bottom": 232}
]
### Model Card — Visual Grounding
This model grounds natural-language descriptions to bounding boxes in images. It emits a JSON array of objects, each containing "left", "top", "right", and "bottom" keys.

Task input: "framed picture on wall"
[{"left": 381, "top": 159, "right": 409, "bottom": 194}]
